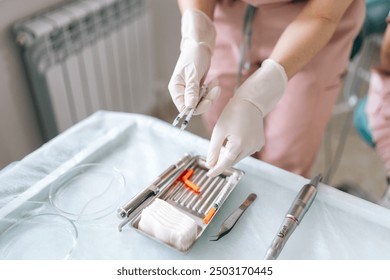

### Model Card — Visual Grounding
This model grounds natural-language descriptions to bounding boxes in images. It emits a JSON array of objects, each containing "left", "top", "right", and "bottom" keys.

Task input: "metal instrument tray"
[{"left": 123, "top": 155, "right": 244, "bottom": 253}]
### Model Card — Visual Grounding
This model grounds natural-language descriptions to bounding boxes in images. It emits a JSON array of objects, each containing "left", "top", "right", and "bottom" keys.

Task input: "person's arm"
[
  {"left": 270, "top": 0, "right": 354, "bottom": 79},
  {"left": 177, "top": 0, "right": 217, "bottom": 19},
  {"left": 206, "top": 0, "right": 358, "bottom": 177}
]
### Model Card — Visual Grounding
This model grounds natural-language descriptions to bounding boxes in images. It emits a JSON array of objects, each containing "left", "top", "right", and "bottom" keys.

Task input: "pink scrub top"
[{"left": 206, "top": 0, "right": 365, "bottom": 176}]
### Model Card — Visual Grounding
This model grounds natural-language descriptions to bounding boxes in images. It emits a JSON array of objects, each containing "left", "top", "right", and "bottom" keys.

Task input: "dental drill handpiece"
[
  {"left": 117, "top": 154, "right": 192, "bottom": 219},
  {"left": 264, "top": 174, "right": 322, "bottom": 260}
]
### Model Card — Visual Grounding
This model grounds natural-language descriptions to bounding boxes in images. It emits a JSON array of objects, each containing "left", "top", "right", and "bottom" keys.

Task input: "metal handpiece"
[
  {"left": 264, "top": 174, "right": 322, "bottom": 260},
  {"left": 117, "top": 154, "right": 192, "bottom": 219},
  {"left": 210, "top": 193, "right": 257, "bottom": 241},
  {"left": 117, "top": 188, "right": 155, "bottom": 219}
]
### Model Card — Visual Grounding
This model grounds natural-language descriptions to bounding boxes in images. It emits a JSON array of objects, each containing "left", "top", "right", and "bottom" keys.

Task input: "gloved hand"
[
  {"left": 206, "top": 59, "right": 288, "bottom": 177},
  {"left": 168, "top": 9, "right": 219, "bottom": 114}
]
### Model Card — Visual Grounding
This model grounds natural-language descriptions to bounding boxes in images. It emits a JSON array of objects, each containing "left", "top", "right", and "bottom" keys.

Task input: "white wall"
[
  {"left": 0, "top": 0, "right": 68, "bottom": 169},
  {"left": 0, "top": 0, "right": 181, "bottom": 169},
  {"left": 147, "top": 0, "right": 181, "bottom": 102}
]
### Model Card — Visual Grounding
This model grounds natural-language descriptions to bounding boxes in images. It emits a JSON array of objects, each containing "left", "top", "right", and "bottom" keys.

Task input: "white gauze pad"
[{"left": 138, "top": 198, "right": 197, "bottom": 251}]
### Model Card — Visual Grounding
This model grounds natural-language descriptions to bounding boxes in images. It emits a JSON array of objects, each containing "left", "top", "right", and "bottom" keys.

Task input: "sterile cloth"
[{"left": 0, "top": 111, "right": 389, "bottom": 259}]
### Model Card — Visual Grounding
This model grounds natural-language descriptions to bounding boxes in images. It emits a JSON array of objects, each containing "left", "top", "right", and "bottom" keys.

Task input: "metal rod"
[
  {"left": 199, "top": 178, "right": 226, "bottom": 214},
  {"left": 166, "top": 181, "right": 185, "bottom": 201},
  {"left": 187, "top": 175, "right": 212, "bottom": 209},
  {"left": 192, "top": 177, "right": 220, "bottom": 212},
  {"left": 180, "top": 169, "right": 206, "bottom": 207},
  {"left": 170, "top": 165, "right": 197, "bottom": 201},
  {"left": 181, "top": 169, "right": 208, "bottom": 207},
  {"left": 176, "top": 169, "right": 203, "bottom": 203}
]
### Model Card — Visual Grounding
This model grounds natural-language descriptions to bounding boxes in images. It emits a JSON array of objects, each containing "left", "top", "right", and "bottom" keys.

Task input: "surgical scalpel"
[
  {"left": 264, "top": 174, "right": 322, "bottom": 260},
  {"left": 172, "top": 85, "right": 207, "bottom": 131}
]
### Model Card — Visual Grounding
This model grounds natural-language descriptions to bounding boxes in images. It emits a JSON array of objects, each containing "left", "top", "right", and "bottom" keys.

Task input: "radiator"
[{"left": 14, "top": 0, "right": 155, "bottom": 141}]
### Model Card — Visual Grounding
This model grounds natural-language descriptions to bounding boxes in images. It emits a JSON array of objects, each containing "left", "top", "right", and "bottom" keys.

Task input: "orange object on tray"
[
  {"left": 184, "top": 179, "right": 200, "bottom": 193},
  {"left": 178, "top": 169, "right": 200, "bottom": 193},
  {"left": 203, "top": 207, "right": 216, "bottom": 224},
  {"left": 182, "top": 169, "right": 194, "bottom": 181}
]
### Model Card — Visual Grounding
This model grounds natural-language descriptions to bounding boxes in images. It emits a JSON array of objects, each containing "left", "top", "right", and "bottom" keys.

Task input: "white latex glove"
[
  {"left": 168, "top": 9, "right": 219, "bottom": 113},
  {"left": 194, "top": 78, "right": 221, "bottom": 115},
  {"left": 207, "top": 59, "right": 288, "bottom": 177}
]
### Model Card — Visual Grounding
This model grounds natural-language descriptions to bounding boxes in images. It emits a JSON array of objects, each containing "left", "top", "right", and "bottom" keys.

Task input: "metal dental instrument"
[
  {"left": 172, "top": 85, "right": 207, "bottom": 131},
  {"left": 117, "top": 154, "right": 193, "bottom": 220},
  {"left": 210, "top": 193, "right": 257, "bottom": 241},
  {"left": 264, "top": 174, "right": 322, "bottom": 260},
  {"left": 192, "top": 176, "right": 220, "bottom": 212},
  {"left": 117, "top": 156, "right": 197, "bottom": 232}
]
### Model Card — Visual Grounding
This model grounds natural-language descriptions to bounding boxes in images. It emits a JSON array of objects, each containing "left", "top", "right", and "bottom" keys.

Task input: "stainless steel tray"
[{"left": 122, "top": 155, "right": 244, "bottom": 253}]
